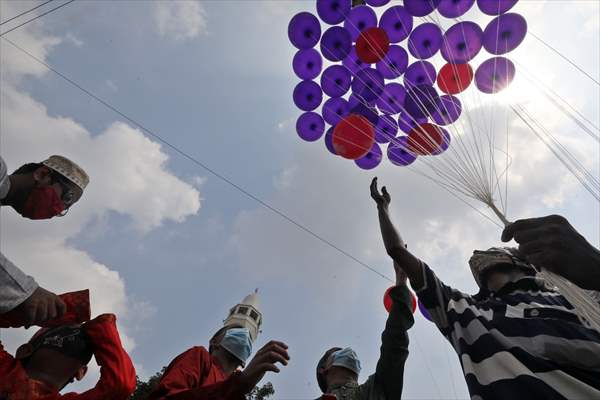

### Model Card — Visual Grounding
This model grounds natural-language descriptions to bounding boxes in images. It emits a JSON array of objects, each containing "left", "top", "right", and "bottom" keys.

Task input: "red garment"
[
  {"left": 0, "top": 313, "right": 136, "bottom": 400},
  {"left": 149, "top": 346, "right": 246, "bottom": 400}
]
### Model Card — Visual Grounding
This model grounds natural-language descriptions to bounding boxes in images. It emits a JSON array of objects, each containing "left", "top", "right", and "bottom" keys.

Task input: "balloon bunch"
[{"left": 289, "top": 0, "right": 527, "bottom": 170}]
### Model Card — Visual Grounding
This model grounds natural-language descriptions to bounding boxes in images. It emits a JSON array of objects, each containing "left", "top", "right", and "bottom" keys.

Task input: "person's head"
[
  {"left": 4, "top": 155, "right": 89, "bottom": 219},
  {"left": 316, "top": 347, "right": 362, "bottom": 393},
  {"left": 15, "top": 325, "right": 93, "bottom": 390},
  {"left": 208, "top": 324, "right": 253, "bottom": 372},
  {"left": 469, "top": 247, "right": 537, "bottom": 292}
]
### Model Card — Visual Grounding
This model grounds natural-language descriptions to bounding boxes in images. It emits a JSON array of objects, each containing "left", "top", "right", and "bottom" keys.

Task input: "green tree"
[
  {"left": 130, "top": 367, "right": 166, "bottom": 400},
  {"left": 246, "top": 382, "right": 275, "bottom": 400}
]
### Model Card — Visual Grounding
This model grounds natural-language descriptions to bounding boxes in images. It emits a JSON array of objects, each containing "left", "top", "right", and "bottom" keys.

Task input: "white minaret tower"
[{"left": 223, "top": 289, "right": 262, "bottom": 342}]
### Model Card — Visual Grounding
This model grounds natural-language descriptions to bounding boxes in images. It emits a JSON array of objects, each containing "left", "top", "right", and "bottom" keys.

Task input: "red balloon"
[
  {"left": 356, "top": 27, "right": 390, "bottom": 64},
  {"left": 407, "top": 123, "right": 445, "bottom": 155},
  {"left": 437, "top": 63, "right": 474, "bottom": 95},
  {"left": 333, "top": 114, "right": 375, "bottom": 160},
  {"left": 384, "top": 286, "right": 393, "bottom": 312},
  {"left": 384, "top": 286, "right": 417, "bottom": 313}
]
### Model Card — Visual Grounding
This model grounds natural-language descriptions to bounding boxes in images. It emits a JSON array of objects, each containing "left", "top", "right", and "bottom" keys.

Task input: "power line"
[
  {"left": 529, "top": 30, "right": 600, "bottom": 87},
  {"left": 0, "top": 0, "right": 75, "bottom": 37},
  {"left": 1, "top": 36, "right": 394, "bottom": 283},
  {"left": 0, "top": 0, "right": 55, "bottom": 26}
]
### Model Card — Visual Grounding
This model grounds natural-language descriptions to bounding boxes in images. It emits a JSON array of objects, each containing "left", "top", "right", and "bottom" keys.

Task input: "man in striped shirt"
[{"left": 370, "top": 178, "right": 600, "bottom": 400}]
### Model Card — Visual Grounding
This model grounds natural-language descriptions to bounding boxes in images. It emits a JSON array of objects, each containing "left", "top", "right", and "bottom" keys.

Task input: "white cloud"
[
  {"left": 154, "top": 0, "right": 208, "bottom": 41},
  {"left": 64, "top": 33, "right": 84, "bottom": 47},
  {"left": 0, "top": 4, "right": 201, "bottom": 391},
  {"left": 105, "top": 79, "right": 118, "bottom": 91}
]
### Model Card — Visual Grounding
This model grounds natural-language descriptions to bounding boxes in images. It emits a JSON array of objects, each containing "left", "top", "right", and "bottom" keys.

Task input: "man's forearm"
[
  {"left": 378, "top": 207, "right": 405, "bottom": 250},
  {"left": 378, "top": 208, "right": 425, "bottom": 288}
]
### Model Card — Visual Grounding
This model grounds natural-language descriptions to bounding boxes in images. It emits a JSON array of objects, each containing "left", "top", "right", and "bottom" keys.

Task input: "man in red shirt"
[
  {"left": 0, "top": 313, "right": 136, "bottom": 400},
  {"left": 150, "top": 325, "right": 289, "bottom": 400}
]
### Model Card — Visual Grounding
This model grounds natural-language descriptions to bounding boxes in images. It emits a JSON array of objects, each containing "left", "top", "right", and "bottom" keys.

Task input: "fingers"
[
  {"left": 55, "top": 296, "right": 67, "bottom": 317},
  {"left": 370, "top": 177, "right": 380, "bottom": 199},
  {"left": 255, "top": 341, "right": 290, "bottom": 365},
  {"left": 382, "top": 186, "right": 391, "bottom": 202},
  {"left": 47, "top": 298, "right": 58, "bottom": 321},
  {"left": 501, "top": 215, "right": 567, "bottom": 242}
]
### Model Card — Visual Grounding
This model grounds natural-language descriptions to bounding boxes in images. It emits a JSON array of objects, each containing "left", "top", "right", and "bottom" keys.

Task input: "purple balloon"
[
  {"left": 317, "top": 0, "right": 352, "bottom": 25},
  {"left": 404, "top": 61, "right": 437, "bottom": 89},
  {"left": 408, "top": 23, "right": 442, "bottom": 59},
  {"left": 432, "top": 95, "right": 462, "bottom": 125},
  {"left": 441, "top": 21, "right": 483, "bottom": 63},
  {"left": 322, "top": 97, "right": 350, "bottom": 125},
  {"left": 437, "top": 0, "right": 475, "bottom": 18},
  {"left": 293, "top": 80, "right": 323, "bottom": 111},
  {"left": 375, "top": 45, "right": 408, "bottom": 79},
  {"left": 483, "top": 13, "right": 527, "bottom": 55},
  {"left": 348, "top": 93, "right": 376, "bottom": 109},
  {"left": 379, "top": 6, "right": 413, "bottom": 43},
  {"left": 388, "top": 137, "right": 417, "bottom": 166},
  {"left": 404, "top": 85, "right": 440, "bottom": 119},
  {"left": 375, "top": 115, "right": 399, "bottom": 143},
  {"left": 324, "top": 127, "right": 338, "bottom": 155},
  {"left": 355, "top": 142, "right": 383, "bottom": 170},
  {"left": 432, "top": 127, "right": 451, "bottom": 155},
  {"left": 350, "top": 103, "right": 379, "bottom": 125},
  {"left": 398, "top": 112, "right": 427, "bottom": 133},
  {"left": 366, "top": 0, "right": 391, "bottom": 6},
  {"left": 475, "top": 56, "right": 515, "bottom": 93},
  {"left": 376, "top": 82, "right": 407, "bottom": 115},
  {"left": 343, "top": 46, "right": 371, "bottom": 74},
  {"left": 321, "top": 65, "right": 352, "bottom": 97},
  {"left": 321, "top": 26, "right": 352, "bottom": 62},
  {"left": 404, "top": 0, "right": 441, "bottom": 17},
  {"left": 344, "top": 5, "right": 377, "bottom": 42},
  {"left": 293, "top": 49, "right": 323, "bottom": 80},
  {"left": 288, "top": 12, "right": 321, "bottom": 50},
  {"left": 418, "top": 298, "right": 433, "bottom": 321},
  {"left": 477, "top": 0, "right": 518, "bottom": 16},
  {"left": 296, "top": 112, "right": 325, "bottom": 142},
  {"left": 352, "top": 68, "right": 385, "bottom": 102}
]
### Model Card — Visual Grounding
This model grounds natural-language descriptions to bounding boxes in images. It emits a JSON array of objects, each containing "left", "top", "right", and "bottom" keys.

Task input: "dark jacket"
[{"left": 322, "top": 285, "right": 415, "bottom": 400}]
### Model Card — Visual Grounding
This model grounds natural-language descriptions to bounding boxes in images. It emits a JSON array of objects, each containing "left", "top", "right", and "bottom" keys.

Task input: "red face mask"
[{"left": 22, "top": 186, "right": 66, "bottom": 220}]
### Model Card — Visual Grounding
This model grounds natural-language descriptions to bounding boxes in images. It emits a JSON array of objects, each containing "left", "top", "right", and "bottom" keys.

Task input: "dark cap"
[{"left": 29, "top": 325, "right": 93, "bottom": 365}]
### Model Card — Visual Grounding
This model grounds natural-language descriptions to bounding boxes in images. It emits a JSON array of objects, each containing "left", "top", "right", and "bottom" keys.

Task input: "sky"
[{"left": 0, "top": 1, "right": 598, "bottom": 399}]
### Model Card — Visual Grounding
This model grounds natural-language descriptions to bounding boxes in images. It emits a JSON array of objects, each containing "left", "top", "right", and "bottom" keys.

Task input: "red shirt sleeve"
[
  {"left": 149, "top": 347, "right": 248, "bottom": 400},
  {"left": 149, "top": 347, "right": 205, "bottom": 399},
  {"left": 60, "top": 313, "right": 136, "bottom": 400},
  {"left": 163, "top": 372, "right": 247, "bottom": 400}
]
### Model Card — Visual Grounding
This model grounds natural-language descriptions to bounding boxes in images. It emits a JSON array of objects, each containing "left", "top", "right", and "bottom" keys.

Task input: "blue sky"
[{"left": 1, "top": 1, "right": 599, "bottom": 399}]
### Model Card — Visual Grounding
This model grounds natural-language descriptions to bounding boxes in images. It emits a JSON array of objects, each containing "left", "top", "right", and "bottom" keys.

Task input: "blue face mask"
[
  {"left": 330, "top": 347, "right": 362, "bottom": 375},
  {"left": 220, "top": 327, "right": 253, "bottom": 366}
]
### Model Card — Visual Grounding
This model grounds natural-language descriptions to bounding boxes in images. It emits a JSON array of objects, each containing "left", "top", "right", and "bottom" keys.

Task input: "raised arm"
[
  {"left": 372, "top": 262, "right": 414, "bottom": 399},
  {"left": 162, "top": 341, "right": 289, "bottom": 400},
  {"left": 63, "top": 314, "right": 136, "bottom": 400},
  {"left": 370, "top": 177, "right": 425, "bottom": 289}
]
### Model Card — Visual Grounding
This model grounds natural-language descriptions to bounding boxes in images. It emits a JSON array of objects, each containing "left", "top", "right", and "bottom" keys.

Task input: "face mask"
[
  {"left": 330, "top": 347, "right": 361, "bottom": 375},
  {"left": 22, "top": 186, "right": 65, "bottom": 220},
  {"left": 220, "top": 327, "right": 253, "bottom": 366}
]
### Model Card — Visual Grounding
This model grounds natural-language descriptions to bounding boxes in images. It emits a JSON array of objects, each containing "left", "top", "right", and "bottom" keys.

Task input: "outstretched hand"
[
  {"left": 502, "top": 215, "right": 600, "bottom": 290},
  {"left": 239, "top": 340, "right": 290, "bottom": 393},
  {"left": 370, "top": 177, "right": 391, "bottom": 211}
]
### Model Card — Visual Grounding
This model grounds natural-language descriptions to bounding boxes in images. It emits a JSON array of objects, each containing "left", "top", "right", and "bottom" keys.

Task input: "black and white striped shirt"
[{"left": 415, "top": 263, "right": 600, "bottom": 400}]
